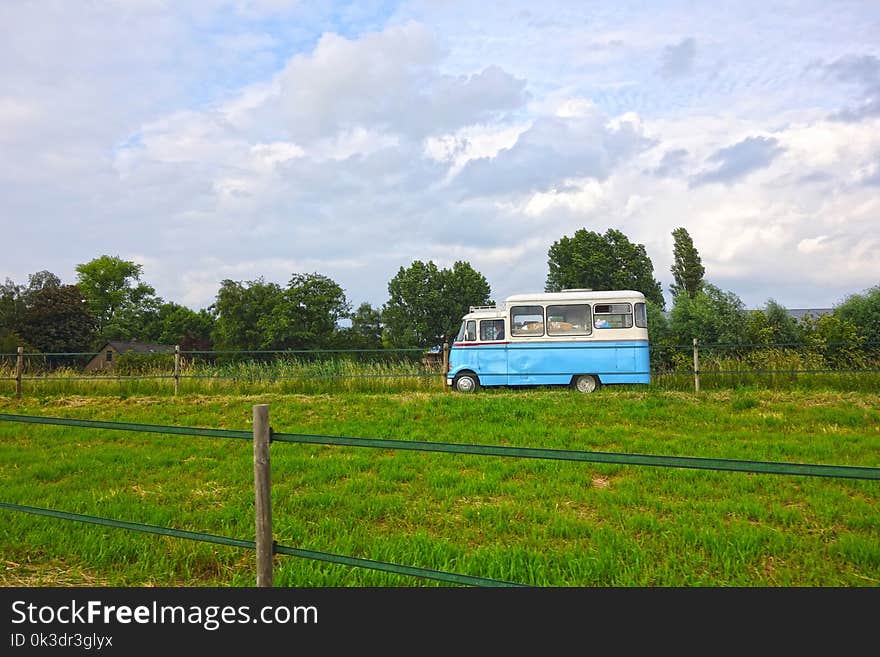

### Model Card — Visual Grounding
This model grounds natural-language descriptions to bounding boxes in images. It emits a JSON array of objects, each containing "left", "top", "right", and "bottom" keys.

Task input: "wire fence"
[
  {"left": 1, "top": 340, "right": 879, "bottom": 397},
  {"left": 2, "top": 408, "right": 878, "bottom": 587}
]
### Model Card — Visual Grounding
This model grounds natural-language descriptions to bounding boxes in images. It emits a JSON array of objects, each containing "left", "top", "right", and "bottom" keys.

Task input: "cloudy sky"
[{"left": 2, "top": 1, "right": 878, "bottom": 314}]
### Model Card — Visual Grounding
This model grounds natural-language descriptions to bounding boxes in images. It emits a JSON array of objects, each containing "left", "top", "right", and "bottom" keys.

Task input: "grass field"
[
  {"left": 1, "top": 388, "right": 878, "bottom": 586},
  {"left": 3, "top": 344, "right": 879, "bottom": 398}
]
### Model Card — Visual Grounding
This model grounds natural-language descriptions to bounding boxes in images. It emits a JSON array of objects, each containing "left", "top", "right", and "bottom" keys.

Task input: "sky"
[{"left": 2, "top": 0, "right": 879, "bottom": 315}]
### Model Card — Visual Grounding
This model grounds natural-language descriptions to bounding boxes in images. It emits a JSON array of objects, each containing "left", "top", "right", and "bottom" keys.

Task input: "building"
[
  {"left": 784, "top": 308, "right": 833, "bottom": 322},
  {"left": 660, "top": 308, "right": 834, "bottom": 322},
  {"left": 84, "top": 341, "right": 175, "bottom": 372}
]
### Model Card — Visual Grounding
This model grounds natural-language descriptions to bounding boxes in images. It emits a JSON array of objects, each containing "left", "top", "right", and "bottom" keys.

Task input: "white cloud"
[
  {"left": 270, "top": 22, "right": 527, "bottom": 142},
  {"left": 454, "top": 108, "right": 653, "bottom": 197},
  {"left": 797, "top": 236, "right": 831, "bottom": 255},
  {"left": 521, "top": 179, "right": 606, "bottom": 217},
  {"left": 691, "top": 136, "right": 785, "bottom": 186},
  {"left": 2, "top": 1, "right": 880, "bottom": 316}
]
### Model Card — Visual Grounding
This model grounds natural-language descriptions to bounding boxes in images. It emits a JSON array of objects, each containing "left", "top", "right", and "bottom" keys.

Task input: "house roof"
[
  {"left": 660, "top": 308, "right": 834, "bottom": 321},
  {"left": 102, "top": 341, "right": 175, "bottom": 354},
  {"left": 784, "top": 308, "right": 833, "bottom": 321}
]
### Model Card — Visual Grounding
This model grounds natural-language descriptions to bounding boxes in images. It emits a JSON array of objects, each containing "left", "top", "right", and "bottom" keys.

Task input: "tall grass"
[
  {"left": 2, "top": 345, "right": 877, "bottom": 397},
  {"left": 652, "top": 346, "right": 880, "bottom": 392},
  {"left": 0, "top": 355, "right": 446, "bottom": 397}
]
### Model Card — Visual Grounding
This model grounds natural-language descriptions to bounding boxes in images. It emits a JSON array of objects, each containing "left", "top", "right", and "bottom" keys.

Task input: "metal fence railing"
[
  {"left": 1, "top": 407, "right": 878, "bottom": 587},
  {"left": 2, "top": 340, "right": 879, "bottom": 397}
]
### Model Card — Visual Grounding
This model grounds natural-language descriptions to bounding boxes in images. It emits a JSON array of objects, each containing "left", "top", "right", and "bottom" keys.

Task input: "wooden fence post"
[
  {"left": 16, "top": 346, "right": 23, "bottom": 400},
  {"left": 253, "top": 404, "right": 273, "bottom": 587},
  {"left": 693, "top": 338, "right": 701, "bottom": 393},
  {"left": 173, "top": 345, "right": 180, "bottom": 397}
]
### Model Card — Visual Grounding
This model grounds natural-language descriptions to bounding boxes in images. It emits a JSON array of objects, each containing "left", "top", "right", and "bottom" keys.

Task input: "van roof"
[{"left": 505, "top": 290, "right": 646, "bottom": 303}]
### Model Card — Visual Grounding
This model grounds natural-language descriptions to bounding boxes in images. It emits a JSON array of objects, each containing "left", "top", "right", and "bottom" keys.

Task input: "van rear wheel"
[
  {"left": 572, "top": 374, "right": 599, "bottom": 393},
  {"left": 453, "top": 373, "right": 479, "bottom": 393}
]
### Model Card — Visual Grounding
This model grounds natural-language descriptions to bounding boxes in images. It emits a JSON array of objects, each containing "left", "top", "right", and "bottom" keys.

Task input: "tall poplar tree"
[{"left": 669, "top": 227, "right": 705, "bottom": 299}]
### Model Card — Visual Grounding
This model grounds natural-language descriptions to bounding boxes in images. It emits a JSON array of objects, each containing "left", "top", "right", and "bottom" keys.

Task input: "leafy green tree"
[
  {"left": 19, "top": 285, "right": 97, "bottom": 353},
  {"left": 744, "top": 300, "right": 803, "bottom": 346},
  {"left": 141, "top": 302, "right": 216, "bottom": 349},
  {"left": 0, "top": 330, "right": 27, "bottom": 356},
  {"left": 645, "top": 301, "right": 670, "bottom": 343},
  {"left": 669, "top": 227, "right": 705, "bottom": 299},
  {"left": 0, "top": 278, "right": 25, "bottom": 337},
  {"left": 669, "top": 283, "right": 748, "bottom": 345},
  {"left": 545, "top": 228, "right": 664, "bottom": 308},
  {"left": 2, "top": 271, "right": 64, "bottom": 352},
  {"left": 341, "top": 302, "right": 384, "bottom": 350},
  {"left": 2, "top": 271, "right": 63, "bottom": 334},
  {"left": 262, "top": 273, "right": 351, "bottom": 349},
  {"left": 833, "top": 285, "right": 880, "bottom": 344},
  {"left": 24, "top": 271, "right": 61, "bottom": 297},
  {"left": 800, "top": 313, "right": 864, "bottom": 367},
  {"left": 211, "top": 278, "right": 284, "bottom": 350},
  {"left": 75, "top": 255, "right": 160, "bottom": 340},
  {"left": 383, "top": 260, "right": 491, "bottom": 347},
  {"left": 383, "top": 261, "right": 446, "bottom": 348},
  {"left": 643, "top": 300, "right": 676, "bottom": 371},
  {"left": 440, "top": 261, "right": 494, "bottom": 340},
  {"left": 211, "top": 273, "right": 350, "bottom": 350}
]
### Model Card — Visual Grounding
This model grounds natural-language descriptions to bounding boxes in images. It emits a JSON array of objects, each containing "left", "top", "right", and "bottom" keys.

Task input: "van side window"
[
  {"left": 593, "top": 303, "right": 633, "bottom": 329},
  {"left": 480, "top": 319, "right": 505, "bottom": 341},
  {"left": 464, "top": 320, "right": 477, "bottom": 342},
  {"left": 510, "top": 306, "right": 544, "bottom": 336},
  {"left": 634, "top": 302, "right": 647, "bottom": 328},
  {"left": 547, "top": 304, "right": 591, "bottom": 336}
]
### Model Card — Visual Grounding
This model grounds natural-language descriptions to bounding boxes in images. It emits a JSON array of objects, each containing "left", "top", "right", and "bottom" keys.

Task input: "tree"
[
  {"left": 645, "top": 301, "right": 671, "bottom": 344},
  {"left": 545, "top": 228, "right": 665, "bottom": 308},
  {"left": 800, "top": 313, "right": 864, "bottom": 367},
  {"left": 211, "top": 273, "right": 350, "bottom": 350},
  {"left": 211, "top": 278, "right": 284, "bottom": 350},
  {"left": 0, "top": 278, "right": 25, "bottom": 336},
  {"left": 440, "top": 261, "right": 494, "bottom": 340},
  {"left": 668, "top": 283, "right": 748, "bottom": 345},
  {"left": 383, "top": 260, "right": 492, "bottom": 348},
  {"left": 141, "top": 302, "right": 216, "bottom": 349},
  {"left": 744, "top": 300, "right": 802, "bottom": 346},
  {"left": 669, "top": 227, "right": 705, "bottom": 299},
  {"left": 19, "top": 285, "right": 97, "bottom": 353},
  {"left": 75, "top": 255, "right": 160, "bottom": 340},
  {"left": 342, "top": 302, "right": 384, "bottom": 350},
  {"left": 1, "top": 271, "right": 63, "bottom": 352},
  {"left": 261, "top": 273, "right": 351, "bottom": 349},
  {"left": 833, "top": 285, "right": 880, "bottom": 344}
]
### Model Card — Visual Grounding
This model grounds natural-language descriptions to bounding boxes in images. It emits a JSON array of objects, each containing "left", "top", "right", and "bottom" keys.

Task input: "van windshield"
[{"left": 456, "top": 320, "right": 476, "bottom": 342}]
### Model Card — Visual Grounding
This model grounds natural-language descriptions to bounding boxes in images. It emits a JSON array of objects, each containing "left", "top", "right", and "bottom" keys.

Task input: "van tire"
[
  {"left": 453, "top": 372, "right": 480, "bottom": 393},
  {"left": 572, "top": 374, "right": 600, "bottom": 393}
]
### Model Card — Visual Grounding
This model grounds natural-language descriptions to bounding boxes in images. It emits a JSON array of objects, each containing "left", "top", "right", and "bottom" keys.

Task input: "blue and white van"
[{"left": 447, "top": 289, "right": 650, "bottom": 393}]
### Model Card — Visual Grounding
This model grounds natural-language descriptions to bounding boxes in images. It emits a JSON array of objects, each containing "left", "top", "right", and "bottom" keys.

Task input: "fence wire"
[
  {"left": 2, "top": 413, "right": 878, "bottom": 480},
  {"left": 0, "top": 502, "right": 523, "bottom": 587},
  {"left": 2, "top": 410, "right": 877, "bottom": 588}
]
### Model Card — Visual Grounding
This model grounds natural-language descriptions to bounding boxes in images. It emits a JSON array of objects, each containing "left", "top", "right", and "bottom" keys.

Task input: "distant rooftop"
[
  {"left": 660, "top": 308, "right": 834, "bottom": 320},
  {"left": 102, "top": 341, "right": 175, "bottom": 354},
  {"left": 781, "top": 308, "right": 833, "bottom": 321}
]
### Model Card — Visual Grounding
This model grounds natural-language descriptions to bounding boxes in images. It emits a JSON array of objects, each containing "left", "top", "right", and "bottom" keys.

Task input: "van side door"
[{"left": 477, "top": 319, "right": 508, "bottom": 386}]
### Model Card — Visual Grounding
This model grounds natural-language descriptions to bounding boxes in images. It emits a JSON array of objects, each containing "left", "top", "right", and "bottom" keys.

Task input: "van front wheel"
[
  {"left": 453, "top": 373, "right": 479, "bottom": 393},
  {"left": 572, "top": 374, "right": 599, "bottom": 393}
]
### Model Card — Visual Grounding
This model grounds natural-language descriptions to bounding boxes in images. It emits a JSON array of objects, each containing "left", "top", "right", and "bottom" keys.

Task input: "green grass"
[
  {"left": 1, "top": 389, "right": 878, "bottom": 586},
  {"left": 0, "top": 356, "right": 445, "bottom": 396},
  {"left": 3, "top": 345, "right": 879, "bottom": 399}
]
